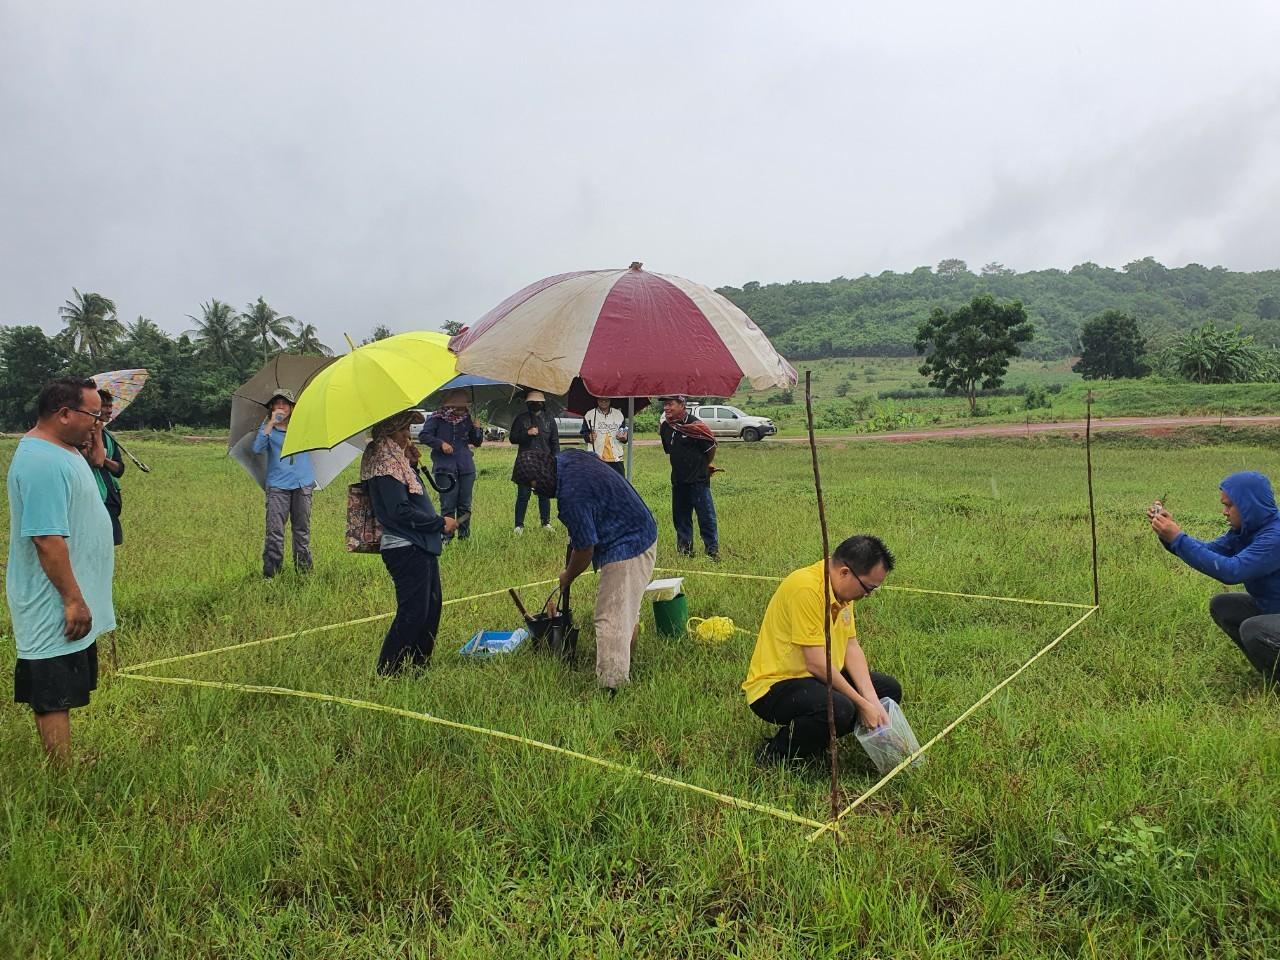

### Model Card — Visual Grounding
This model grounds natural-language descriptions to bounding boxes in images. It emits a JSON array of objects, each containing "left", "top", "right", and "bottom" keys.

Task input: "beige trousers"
[{"left": 593, "top": 543, "right": 657, "bottom": 688}]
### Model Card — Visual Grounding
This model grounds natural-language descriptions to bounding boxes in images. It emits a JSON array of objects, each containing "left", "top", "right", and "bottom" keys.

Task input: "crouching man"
[
  {"left": 1150, "top": 471, "right": 1280, "bottom": 681},
  {"left": 514, "top": 448, "right": 657, "bottom": 692},
  {"left": 743, "top": 534, "right": 900, "bottom": 764}
]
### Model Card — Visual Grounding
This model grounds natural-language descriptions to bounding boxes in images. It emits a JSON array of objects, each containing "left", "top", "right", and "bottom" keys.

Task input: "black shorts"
[{"left": 14, "top": 642, "right": 99, "bottom": 714}]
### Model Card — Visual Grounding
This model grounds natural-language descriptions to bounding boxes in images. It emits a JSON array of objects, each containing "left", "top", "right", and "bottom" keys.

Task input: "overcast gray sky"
[{"left": 3, "top": 0, "right": 1279, "bottom": 348}]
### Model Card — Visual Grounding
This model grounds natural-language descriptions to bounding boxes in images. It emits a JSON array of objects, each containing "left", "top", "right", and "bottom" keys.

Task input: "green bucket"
[{"left": 652, "top": 593, "right": 689, "bottom": 637}]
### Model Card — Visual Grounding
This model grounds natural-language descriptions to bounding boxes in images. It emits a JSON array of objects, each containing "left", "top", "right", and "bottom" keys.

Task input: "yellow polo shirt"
[{"left": 742, "top": 561, "right": 856, "bottom": 704}]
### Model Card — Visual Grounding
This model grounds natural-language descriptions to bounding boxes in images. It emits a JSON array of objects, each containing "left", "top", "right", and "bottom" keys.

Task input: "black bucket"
[{"left": 523, "top": 588, "right": 578, "bottom": 663}]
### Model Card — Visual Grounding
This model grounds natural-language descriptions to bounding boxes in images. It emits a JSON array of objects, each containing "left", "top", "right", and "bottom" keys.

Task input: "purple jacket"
[{"left": 419, "top": 414, "right": 483, "bottom": 475}]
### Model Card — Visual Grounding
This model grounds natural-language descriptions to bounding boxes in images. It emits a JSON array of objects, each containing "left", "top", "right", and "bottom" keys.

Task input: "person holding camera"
[
  {"left": 1150, "top": 471, "right": 1280, "bottom": 681},
  {"left": 252, "top": 390, "right": 315, "bottom": 578}
]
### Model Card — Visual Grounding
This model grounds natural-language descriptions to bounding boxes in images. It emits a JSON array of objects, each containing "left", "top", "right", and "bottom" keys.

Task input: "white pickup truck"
[{"left": 692, "top": 404, "right": 777, "bottom": 442}]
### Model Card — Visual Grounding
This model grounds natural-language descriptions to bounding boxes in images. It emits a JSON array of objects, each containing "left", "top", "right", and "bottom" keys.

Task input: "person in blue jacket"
[
  {"left": 360, "top": 410, "right": 457, "bottom": 675},
  {"left": 418, "top": 389, "right": 483, "bottom": 542},
  {"left": 1150, "top": 470, "right": 1280, "bottom": 680}
]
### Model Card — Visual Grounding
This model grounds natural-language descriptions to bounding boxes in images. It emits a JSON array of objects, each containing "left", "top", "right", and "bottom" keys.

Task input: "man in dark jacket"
[
  {"left": 1151, "top": 471, "right": 1280, "bottom": 680},
  {"left": 508, "top": 389, "right": 559, "bottom": 533},
  {"left": 658, "top": 395, "right": 718, "bottom": 559}
]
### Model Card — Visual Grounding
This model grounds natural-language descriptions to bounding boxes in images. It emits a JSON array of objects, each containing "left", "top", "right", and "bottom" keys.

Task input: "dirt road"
[{"left": 631, "top": 414, "right": 1280, "bottom": 446}]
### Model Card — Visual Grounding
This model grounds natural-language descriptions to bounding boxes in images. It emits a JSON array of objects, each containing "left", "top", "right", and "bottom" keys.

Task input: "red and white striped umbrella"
[{"left": 449, "top": 263, "right": 797, "bottom": 399}]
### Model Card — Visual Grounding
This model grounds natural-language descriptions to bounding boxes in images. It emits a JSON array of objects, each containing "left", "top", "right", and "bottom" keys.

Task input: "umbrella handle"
[
  {"left": 421, "top": 470, "right": 456, "bottom": 494},
  {"left": 114, "top": 439, "right": 151, "bottom": 474}
]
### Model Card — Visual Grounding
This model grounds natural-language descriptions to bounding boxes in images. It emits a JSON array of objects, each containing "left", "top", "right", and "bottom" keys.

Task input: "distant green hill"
[{"left": 716, "top": 258, "right": 1280, "bottom": 360}]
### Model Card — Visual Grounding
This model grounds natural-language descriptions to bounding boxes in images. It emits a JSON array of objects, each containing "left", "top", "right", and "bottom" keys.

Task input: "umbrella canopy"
[
  {"left": 229, "top": 354, "right": 364, "bottom": 491},
  {"left": 281, "top": 331, "right": 456, "bottom": 456},
  {"left": 449, "top": 262, "right": 797, "bottom": 399},
  {"left": 563, "top": 377, "right": 651, "bottom": 417},
  {"left": 92, "top": 368, "right": 149, "bottom": 422}
]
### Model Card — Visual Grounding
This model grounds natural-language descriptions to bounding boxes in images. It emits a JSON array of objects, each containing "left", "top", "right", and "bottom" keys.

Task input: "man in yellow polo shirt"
[{"left": 743, "top": 534, "right": 901, "bottom": 764}]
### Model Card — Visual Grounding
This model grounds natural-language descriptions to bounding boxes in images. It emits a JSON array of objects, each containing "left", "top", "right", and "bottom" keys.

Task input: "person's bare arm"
[
  {"left": 801, "top": 642, "right": 888, "bottom": 728},
  {"left": 31, "top": 536, "right": 92, "bottom": 640}
]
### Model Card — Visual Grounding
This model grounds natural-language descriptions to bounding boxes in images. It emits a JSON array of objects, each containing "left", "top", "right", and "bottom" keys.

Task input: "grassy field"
[
  {"left": 2, "top": 427, "right": 1279, "bottom": 958},
  {"left": 719, "top": 358, "right": 1280, "bottom": 436}
]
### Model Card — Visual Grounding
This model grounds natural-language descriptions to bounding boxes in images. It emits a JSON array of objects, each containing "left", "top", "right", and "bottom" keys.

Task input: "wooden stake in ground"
[
  {"left": 804, "top": 371, "right": 840, "bottom": 822},
  {"left": 1085, "top": 390, "right": 1100, "bottom": 606}
]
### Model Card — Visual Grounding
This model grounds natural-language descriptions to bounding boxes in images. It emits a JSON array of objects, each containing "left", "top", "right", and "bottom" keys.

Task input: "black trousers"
[
  {"left": 378, "top": 546, "right": 442, "bottom": 675},
  {"left": 1209, "top": 592, "right": 1280, "bottom": 680},
  {"left": 751, "top": 669, "right": 902, "bottom": 760}
]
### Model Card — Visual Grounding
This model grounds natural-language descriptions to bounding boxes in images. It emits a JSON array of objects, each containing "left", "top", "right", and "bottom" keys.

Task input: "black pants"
[
  {"left": 514, "top": 483, "right": 551, "bottom": 527},
  {"left": 751, "top": 669, "right": 902, "bottom": 760},
  {"left": 378, "top": 546, "right": 442, "bottom": 675},
  {"left": 1209, "top": 593, "right": 1280, "bottom": 680}
]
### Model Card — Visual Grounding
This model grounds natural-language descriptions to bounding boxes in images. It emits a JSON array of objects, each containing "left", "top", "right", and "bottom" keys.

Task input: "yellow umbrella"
[{"left": 280, "top": 331, "right": 456, "bottom": 456}]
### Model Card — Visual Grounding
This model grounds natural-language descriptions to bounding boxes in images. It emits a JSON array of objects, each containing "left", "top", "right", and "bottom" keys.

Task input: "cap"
[
  {"left": 525, "top": 390, "right": 547, "bottom": 402},
  {"left": 657, "top": 394, "right": 688, "bottom": 403},
  {"left": 268, "top": 389, "right": 298, "bottom": 405},
  {"left": 441, "top": 389, "right": 471, "bottom": 406}
]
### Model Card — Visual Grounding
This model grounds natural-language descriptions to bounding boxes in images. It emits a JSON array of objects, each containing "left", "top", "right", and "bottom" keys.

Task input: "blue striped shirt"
[{"left": 555, "top": 450, "right": 656, "bottom": 567}]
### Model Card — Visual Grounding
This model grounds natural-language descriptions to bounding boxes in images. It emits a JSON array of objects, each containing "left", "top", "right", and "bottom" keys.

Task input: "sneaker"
[
  {"left": 543, "top": 523, "right": 555, "bottom": 531},
  {"left": 513, "top": 526, "right": 524, "bottom": 535},
  {"left": 707, "top": 552, "right": 720, "bottom": 562},
  {"left": 677, "top": 545, "right": 694, "bottom": 558}
]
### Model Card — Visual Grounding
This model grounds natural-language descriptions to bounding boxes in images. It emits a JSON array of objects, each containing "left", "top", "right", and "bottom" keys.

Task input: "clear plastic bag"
[{"left": 854, "top": 697, "right": 923, "bottom": 775}]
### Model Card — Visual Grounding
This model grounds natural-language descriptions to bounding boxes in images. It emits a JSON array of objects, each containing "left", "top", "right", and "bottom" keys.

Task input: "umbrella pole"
[{"left": 625, "top": 397, "right": 635, "bottom": 482}]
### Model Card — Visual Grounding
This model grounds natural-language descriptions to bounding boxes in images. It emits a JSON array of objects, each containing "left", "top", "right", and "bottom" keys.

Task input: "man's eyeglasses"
[
  {"left": 851, "top": 570, "right": 880, "bottom": 595},
  {"left": 65, "top": 406, "right": 108, "bottom": 423}
]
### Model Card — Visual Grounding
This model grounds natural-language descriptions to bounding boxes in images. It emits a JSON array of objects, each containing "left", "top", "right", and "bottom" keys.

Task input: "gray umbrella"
[{"left": 229, "top": 354, "right": 365, "bottom": 491}]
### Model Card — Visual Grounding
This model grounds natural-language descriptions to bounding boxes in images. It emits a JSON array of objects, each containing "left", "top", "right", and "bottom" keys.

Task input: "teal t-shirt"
[{"left": 5, "top": 437, "right": 116, "bottom": 659}]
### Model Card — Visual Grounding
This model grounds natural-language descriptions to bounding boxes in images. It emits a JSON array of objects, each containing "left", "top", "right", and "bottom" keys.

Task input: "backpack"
[{"left": 345, "top": 481, "right": 382, "bottom": 553}]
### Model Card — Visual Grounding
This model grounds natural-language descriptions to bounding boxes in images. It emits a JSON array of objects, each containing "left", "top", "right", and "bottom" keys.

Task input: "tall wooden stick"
[
  {"left": 1085, "top": 390, "right": 1100, "bottom": 606},
  {"left": 804, "top": 371, "right": 840, "bottom": 821}
]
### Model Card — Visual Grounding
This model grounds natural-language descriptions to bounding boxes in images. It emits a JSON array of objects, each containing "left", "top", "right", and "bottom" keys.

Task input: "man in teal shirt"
[
  {"left": 7, "top": 377, "right": 116, "bottom": 764},
  {"left": 251, "top": 390, "right": 316, "bottom": 577}
]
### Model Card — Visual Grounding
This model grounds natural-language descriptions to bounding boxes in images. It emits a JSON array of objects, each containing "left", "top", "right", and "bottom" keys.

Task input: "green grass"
[
  {"left": 725, "top": 358, "right": 1280, "bottom": 436},
  {"left": 2, "top": 431, "right": 1279, "bottom": 958}
]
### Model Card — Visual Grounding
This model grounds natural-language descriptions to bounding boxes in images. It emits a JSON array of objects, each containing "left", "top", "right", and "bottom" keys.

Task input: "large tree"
[
  {"left": 914, "top": 294, "right": 1034, "bottom": 413},
  {"left": 59, "top": 288, "right": 123, "bottom": 361},
  {"left": 0, "top": 326, "right": 70, "bottom": 428},
  {"left": 1072, "top": 310, "right": 1149, "bottom": 380},
  {"left": 188, "top": 299, "right": 242, "bottom": 364},
  {"left": 240, "top": 297, "right": 295, "bottom": 362}
]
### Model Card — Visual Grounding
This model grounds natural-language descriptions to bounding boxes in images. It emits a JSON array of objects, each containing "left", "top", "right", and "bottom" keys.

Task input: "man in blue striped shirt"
[{"left": 515, "top": 448, "right": 657, "bottom": 691}]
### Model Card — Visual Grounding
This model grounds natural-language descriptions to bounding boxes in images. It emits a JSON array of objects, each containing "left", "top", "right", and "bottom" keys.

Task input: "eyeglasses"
[
  {"left": 65, "top": 406, "right": 108, "bottom": 423},
  {"left": 851, "top": 570, "right": 880, "bottom": 595}
]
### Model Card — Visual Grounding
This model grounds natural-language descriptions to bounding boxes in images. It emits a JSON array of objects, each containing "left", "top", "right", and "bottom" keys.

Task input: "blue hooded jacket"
[{"left": 1166, "top": 471, "right": 1280, "bottom": 613}]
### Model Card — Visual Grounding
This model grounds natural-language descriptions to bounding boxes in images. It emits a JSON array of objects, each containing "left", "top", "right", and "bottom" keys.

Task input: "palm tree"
[
  {"left": 59, "top": 288, "right": 123, "bottom": 361},
  {"left": 187, "top": 299, "right": 242, "bottom": 363},
  {"left": 289, "top": 321, "right": 332, "bottom": 357},
  {"left": 239, "top": 297, "right": 295, "bottom": 362}
]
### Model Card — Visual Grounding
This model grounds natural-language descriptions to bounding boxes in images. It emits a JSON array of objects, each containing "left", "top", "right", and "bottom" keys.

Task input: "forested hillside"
[{"left": 717, "top": 258, "right": 1280, "bottom": 360}]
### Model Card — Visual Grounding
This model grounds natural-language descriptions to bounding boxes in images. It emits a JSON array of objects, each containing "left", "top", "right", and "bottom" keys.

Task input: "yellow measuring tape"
[
  {"left": 119, "top": 671, "right": 829, "bottom": 832},
  {"left": 653, "top": 567, "right": 1097, "bottom": 609},
  {"left": 120, "top": 578, "right": 564, "bottom": 675},
  {"left": 806, "top": 605, "right": 1098, "bottom": 841},
  {"left": 118, "top": 565, "right": 1097, "bottom": 837}
]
